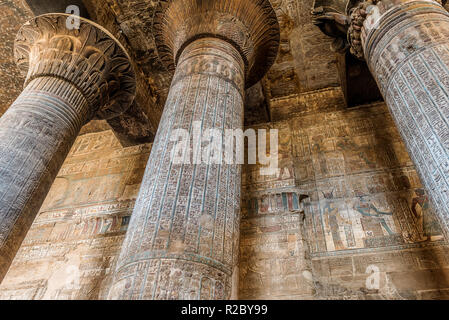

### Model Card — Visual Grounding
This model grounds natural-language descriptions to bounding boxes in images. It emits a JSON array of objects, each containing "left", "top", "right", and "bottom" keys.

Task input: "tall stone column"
[
  {"left": 356, "top": 0, "right": 449, "bottom": 232},
  {"left": 0, "top": 14, "right": 135, "bottom": 282},
  {"left": 109, "top": 0, "right": 279, "bottom": 300},
  {"left": 314, "top": 0, "right": 449, "bottom": 233}
]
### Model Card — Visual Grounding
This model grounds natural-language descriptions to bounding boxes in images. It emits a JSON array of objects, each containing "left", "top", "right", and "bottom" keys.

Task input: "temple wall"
[
  {"left": 0, "top": 131, "right": 151, "bottom": 299},
  {"left": 0, "top": 0, "right": 30, "bottom": 115},
  {"left": 0, "top": 87, "right": 448, "bottom": 300},
  {"left": 239, "top": 87, "right": 449, "bottom": 300}
]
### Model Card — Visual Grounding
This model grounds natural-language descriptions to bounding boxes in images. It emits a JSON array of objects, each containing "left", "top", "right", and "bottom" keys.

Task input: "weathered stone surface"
[
  {"left": 82, "top": 0, "right": 340, "bottom": 109},
  {"left": 15, "top": 14, "right": 136, "bottom": 120},
  {"left": 1, "top": 90, "right": 448, "bottom": 301},
  {"left": 152, "top": 0, "right": 280, "bottom": 88},
  {"left": 0, "top": 0, "right": 31, "bottom": 116},
  {"left": 0, "top": 0, "right": 448, "bottom": 301},
  {"left": 82, "top": 1, "right": 163, "bottom": 144},
  {"left": 0, "top": 77, "right": 90, "bottom": 283},
  {"left": 14, "top": 1, "right": 159, "bottom": 145},
  {"left": 312, "top": 0, "right": 384, "bottom": 107},
  {"left": 313, "top": 0, "right": 449, "bottom": 241},
  {"left": 1, "top": 0, "right": 343, "bottom": 122},
  {"left": 0, "top": 130, "right": 150, "bottom": 299},
  {"left": 24, "top": 0, "right": 89, "bottom": 17},
  {"left": 109, "top": 37, "right": 246, "bottom": 300},
  {"left": 108, "top": 0, "right": 280, "bottom": 300},
  {"left": 0, "top": 0, "right": 343, "bottom": 125}
]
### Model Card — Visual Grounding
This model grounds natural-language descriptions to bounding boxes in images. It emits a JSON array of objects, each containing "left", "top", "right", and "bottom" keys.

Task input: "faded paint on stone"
[
  {"left": 0, "top": 130, "right": 150, "bottom": 299},
  {"left": 109, "top": 38, "right": 246, "bottom": 300},
  {"left": 0, "top": 0, "right": 448, "bottom": 302}
]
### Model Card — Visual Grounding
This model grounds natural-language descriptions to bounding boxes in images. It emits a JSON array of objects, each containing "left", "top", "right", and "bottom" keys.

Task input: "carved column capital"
[
  {"left": 314, "top": 0, "right": 448, "bottom": 59},
  {"left": 14, "top": 13, "right": 136, "bottom": 120},
  {"left": 152, "top": 0, "right": 280, "bottom": 88},
  {"left": 347, "top": 0, "right": 379, "bottom": 59}
]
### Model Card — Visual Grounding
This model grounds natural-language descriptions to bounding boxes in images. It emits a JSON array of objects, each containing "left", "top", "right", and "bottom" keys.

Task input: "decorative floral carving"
[
  {"left": 152, "top": 0, "right": 280, "bottom": 88},
  {"left": 14, "top": 13, "right": 136, "bottom": 120},
  {"left": 347, "top": 0, "right": 379, "bottom": 59}
]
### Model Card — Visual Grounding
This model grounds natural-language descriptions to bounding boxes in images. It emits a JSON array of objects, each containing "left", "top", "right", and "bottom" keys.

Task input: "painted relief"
[
  {"left": 240, "top": 93, "right": 448, "bottom": 300},
  {"left": 292, "top": 102, "right": 446, "bottom": 255}
]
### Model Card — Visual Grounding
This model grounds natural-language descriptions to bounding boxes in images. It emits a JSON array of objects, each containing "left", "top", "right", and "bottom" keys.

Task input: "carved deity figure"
[
  {"left": 321, "top": 190, "right": 353, "bottom": 250},
  {"left": 355, "top": 197, "right": 394, "bottom": 236}
]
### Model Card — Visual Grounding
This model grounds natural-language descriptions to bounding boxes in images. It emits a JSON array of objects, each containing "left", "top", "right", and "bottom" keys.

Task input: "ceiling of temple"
[
  {"left": 0, "top": 0, "right": 342, "bottom": 136},
  {"left": 83, "top": 0, "right": 340, "bottom": 98}
]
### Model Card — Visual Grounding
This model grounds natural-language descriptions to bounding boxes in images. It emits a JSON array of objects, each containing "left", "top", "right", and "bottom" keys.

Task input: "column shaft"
[
  {"left": 363, "top": 0, "right": 449, "bottom": 231},
  {"left": 110, "top": 38, "right": 244, "bottom": 300},
  {"left": 0, "top": 77, "right": 89, "bottom": 281}
]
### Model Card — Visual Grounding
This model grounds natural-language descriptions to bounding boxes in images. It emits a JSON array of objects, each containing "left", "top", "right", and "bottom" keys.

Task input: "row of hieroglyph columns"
[{"left": 0, "top": 0, "right": 448, "bottom": 300}]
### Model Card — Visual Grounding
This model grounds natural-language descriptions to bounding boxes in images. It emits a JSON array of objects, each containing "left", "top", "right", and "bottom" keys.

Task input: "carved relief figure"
[
  {"left": 321, "top": 190, "right": 353, "bottom": 250},
  {"left": 355, "top": 197, "right": 394, "bottom": 237},
  {"left": 312, "top": 135, "right": 329, "bottom": 176},
  {"left": 410, "top": 189, "right": 443, "bottom": 242}
]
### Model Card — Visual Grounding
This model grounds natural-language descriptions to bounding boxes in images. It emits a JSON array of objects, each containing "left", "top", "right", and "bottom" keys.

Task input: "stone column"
[
  {"left": 351, "top": 0, "right": 449, "bottom": 232},
  {"left": 0, "top": 14, "right": 135, "bottom": 282},
  {"left": 109, "top": 0, "right": 279, "bottom": 300},
  {"left": 314, "top": 0, "right": 449, "bottom": 233}
]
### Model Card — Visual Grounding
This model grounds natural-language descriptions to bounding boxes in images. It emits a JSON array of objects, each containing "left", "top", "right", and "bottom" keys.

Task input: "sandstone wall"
[
  {"left": 1, "top": 88, "right": 448, "bottom": 300},
  {"left": 239, "top": 88, "right": 449, "bottom": 300}
]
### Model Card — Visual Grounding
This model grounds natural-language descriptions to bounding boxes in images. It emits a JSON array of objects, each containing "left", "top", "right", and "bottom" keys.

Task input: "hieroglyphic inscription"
[
  {"left": 364, "top": 1, "right": 449, "bottom": 234},
  {"left": 110, "top": 38, "right": 245, "bottom": 300},
  {"left": 0, "top": 130, "right": 149, "bottom": 300},
  {"left": 239, "top": 93, "right": 448, "bottom": 300},
  {"left": 0, "top": 13, "right": 135, "bottom": 282}
]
